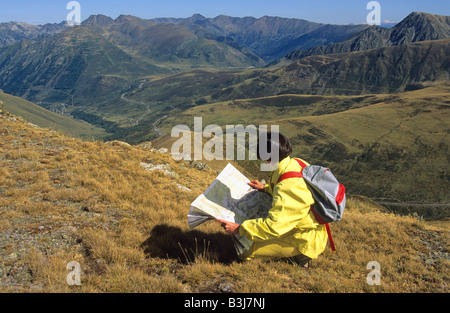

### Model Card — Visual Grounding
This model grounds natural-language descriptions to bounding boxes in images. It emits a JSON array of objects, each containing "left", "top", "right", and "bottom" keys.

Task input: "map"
[{"left": 188, "top": 163, "right": 272, "bottom": 254}]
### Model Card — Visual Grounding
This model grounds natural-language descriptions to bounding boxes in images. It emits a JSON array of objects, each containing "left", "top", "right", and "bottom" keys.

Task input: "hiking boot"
[{"left": 291, "top": 254, "right": 311, "bottom": 268}]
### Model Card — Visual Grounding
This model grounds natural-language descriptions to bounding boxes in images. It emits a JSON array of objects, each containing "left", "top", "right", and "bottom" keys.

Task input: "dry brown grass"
[{"left": 0, "top": 111, "right": 448, "bottom": 293}]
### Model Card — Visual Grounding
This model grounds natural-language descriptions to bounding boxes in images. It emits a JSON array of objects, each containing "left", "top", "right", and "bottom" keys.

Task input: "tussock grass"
[{"left": 0, "top": 111, "right": 448, "bottom": 293}]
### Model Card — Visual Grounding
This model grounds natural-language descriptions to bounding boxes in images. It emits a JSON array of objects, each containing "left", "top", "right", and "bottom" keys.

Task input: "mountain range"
[
  {"left": 0, "top": 13, "right": 372, "bottom": 68},
  {"left": 0, "top": 10, "right": 448, "bottom": 206},
  {"left": 81, "top": 14, "right": 265, "bottom": 68},
  {"left": 150, "top": 14, "right": 370, "bottom": 62},
  {"left": 0, "top": 21, "right": 68, "bottom": 48},
  {"left": 275, "top": 12, "right": 450, "bottom": 65},
  {"left": 212, "top": 39, "right": 450, "bottom": 99},
  {"left": 0, "top": 11, "right": 448, "bottom": 112},
  {"left": 0, "top": 25, "right": 168, "bottom": 110}
]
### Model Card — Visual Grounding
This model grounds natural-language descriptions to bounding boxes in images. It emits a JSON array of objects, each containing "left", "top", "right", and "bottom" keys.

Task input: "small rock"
[
  {"left": 188, "top": 160, "right": 209, "bottom": 171},
  {"left": 157, "top": 148, "right": 168, "bottom": 154},
  {"left": 139, "top": 142, "right": 153, "bottom": 150},
  {"left": 106, "top": 140, "right": 131, "bottom": 147},
  {"left": 140, "top": 162, "right": 177, "bottom": 177},
  {"left": 172, "top": 182, "right": 191, "bottom": 192},
  {"left": 170, "top": 152, "right": 191, "bottom": 161},
  {"left": 438, "top": 283, "right": 447, "bottom": 291},
  {"left": 5, "top": 253, "right": 18, "bottom": 261},
  {"left": 218, "top": 280, "right": 234, "bottom": 293}
]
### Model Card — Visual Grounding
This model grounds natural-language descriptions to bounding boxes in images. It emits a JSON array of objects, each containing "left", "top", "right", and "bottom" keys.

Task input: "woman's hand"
[
  {"left": 248, "top": 180, "right": 265, "bottom": 192},
  {"left": 215, "top": 218, "right": 240, "bottom": 235}
]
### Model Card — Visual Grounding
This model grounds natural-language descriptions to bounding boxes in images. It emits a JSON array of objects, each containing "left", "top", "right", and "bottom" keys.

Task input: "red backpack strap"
[
  {"left": 277, "top": 171, "right": 302, "bottom": 184},
  {"left": 276, "top": 158, "right": 308, "bottom": 184},
  {"left": 311, "top": 204, "right": 337, "bottom": 252},
  {"left": 324, "top": 224, "right": 336, "bottom": 252},
  {"left": 294, "top": 158, "right": 308, "bottom": 169}
]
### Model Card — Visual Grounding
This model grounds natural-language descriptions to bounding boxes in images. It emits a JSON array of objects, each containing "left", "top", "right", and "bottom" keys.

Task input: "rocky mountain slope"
[
  {"left": 151, "top": 14, "right": 369, "bottom": 62},
  {"left": 275, "top": 12, "right": 450, "bottom": 66},
  {"left": 213, "top": 39, "right": 450, "bottom": 99},
  {"left": 82, "top": 14, "right": 265, "bottom": 68},
  {"left": 0, "top": 21, "right": 68, "bottom": 48},
  {"left": 0, "top": 26, "right": 168, "bottom": 109}
]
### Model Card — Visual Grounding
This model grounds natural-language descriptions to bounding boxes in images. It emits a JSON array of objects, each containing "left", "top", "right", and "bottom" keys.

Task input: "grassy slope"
[
  {"left": 88, "top": 39, "right": 449, "bottom": 144},
  {"left": 0, "top": 108, "right": 448, "bottom": 293},
  {"left": 276, "top": 83, "right": 450, "bottom": 203},
  {"left": 0, "top": 93, "right": 108, "bottom": 140},
  {"left": 0, "top": 26, "right": 169, "bottom": 112},
  {"left": 158, "top": 82, "right": 450, "bottom": 204}
]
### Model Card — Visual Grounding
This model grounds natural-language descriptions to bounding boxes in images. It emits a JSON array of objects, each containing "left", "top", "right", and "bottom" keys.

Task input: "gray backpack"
[{"left": 276, "top": 158, "right": 346, "bottom": 251}]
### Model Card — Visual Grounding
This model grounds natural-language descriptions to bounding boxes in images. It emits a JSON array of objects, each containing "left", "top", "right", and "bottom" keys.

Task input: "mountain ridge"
[
  {"left": 0, "top": 21, "right": 68, "bottom": 48},
  {"left": 0, "top": 11, "right": 448, "bottom": 148},
  {"left": 79, "top": 14, "right": 266, "bottom": 68},
  {"left": 0, "top": 25, "right": 169, "bottom": 109},
  {"left": 275, "top": 11, "right": 450, "bottom": 66},
  {"left": 149, "top": 13, "right": 369, "bottom": 62},
  {"left": 199, "top": 39, "right": 450, "bottom": 101},
  {"left": 0, "top": 91, "right": 107, "bottom": 139}
]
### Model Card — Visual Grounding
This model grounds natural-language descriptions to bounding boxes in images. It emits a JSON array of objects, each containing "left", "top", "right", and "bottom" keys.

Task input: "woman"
[{"left": 216, "top": 132, "right": 328, "bottom": 266}]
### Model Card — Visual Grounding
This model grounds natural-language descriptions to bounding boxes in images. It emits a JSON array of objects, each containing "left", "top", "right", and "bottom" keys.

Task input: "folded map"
[{"left": 188, "top": 163, "right": 272, "bottom": 254}]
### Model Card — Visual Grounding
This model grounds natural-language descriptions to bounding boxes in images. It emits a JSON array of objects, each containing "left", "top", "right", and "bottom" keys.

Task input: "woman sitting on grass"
[{"left": 216, "top": 132, "right": 328, "bottom": 266}]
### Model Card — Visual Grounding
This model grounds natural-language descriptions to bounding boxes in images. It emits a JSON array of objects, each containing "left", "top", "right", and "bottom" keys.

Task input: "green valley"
[
  {"left": 157, "top": 81, "right": 449, "bottom": 208},
  {"left": 0, "top": 10, "right": 449, "bottom": 210}
]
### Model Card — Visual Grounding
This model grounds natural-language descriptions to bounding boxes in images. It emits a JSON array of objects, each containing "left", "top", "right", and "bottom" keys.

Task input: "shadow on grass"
[{"left": 141, "top": 224, "right": 238, "bottom": 264}]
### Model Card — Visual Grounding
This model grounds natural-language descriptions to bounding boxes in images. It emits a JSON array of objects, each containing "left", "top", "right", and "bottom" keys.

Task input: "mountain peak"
[
  {"left": 277, "top": 11, "right": 450, "bottom": 64},
  {"left": 410, "top": 11, "right": 433, "bottom": 17},
  {"left": 402, "top": 11, "right": 450, "bottom": 23},
  {"left": 115, "top": 14, "right": 137, "bottom": 23},
  {"left": 190, "top": 13, "right": 207, "bottom": 21},
  {"left": 113, "top": 14, "right": 156, "bottom": 28},
  {"left": 391, "top": 11, "right": 450, "bottom": 44},
  {"left": 81, "top": 14, "right": 114, "bottom": 26}
]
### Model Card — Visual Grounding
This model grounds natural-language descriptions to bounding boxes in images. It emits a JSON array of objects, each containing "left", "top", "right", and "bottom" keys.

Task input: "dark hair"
[{"left": 257, "top": 132, "right": 292, "bottom": 162}]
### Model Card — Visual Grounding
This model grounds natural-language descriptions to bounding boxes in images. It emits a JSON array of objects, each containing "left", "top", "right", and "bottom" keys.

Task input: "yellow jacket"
[{"left": 239, "top": 156, "right": 328, "bottom": 259}]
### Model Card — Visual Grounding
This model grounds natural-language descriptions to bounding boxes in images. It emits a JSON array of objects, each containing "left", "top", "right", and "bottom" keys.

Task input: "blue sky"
[{"left": 1, "top": 0, "right": 449, "bottom": 25}]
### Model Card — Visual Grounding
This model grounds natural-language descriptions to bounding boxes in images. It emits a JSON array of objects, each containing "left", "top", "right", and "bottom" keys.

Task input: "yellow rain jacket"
[{"left": 239, "top": 156, "right": 328, "bottom": 259}]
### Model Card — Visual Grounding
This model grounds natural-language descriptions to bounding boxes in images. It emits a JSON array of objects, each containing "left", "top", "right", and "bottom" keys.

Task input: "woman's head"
[{"left": 257, "top": 132, "right": 292, "bottom": 162}]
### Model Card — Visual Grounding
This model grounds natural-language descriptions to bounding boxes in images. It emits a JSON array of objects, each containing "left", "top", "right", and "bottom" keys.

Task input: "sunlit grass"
[{"left": 0, "top": 110, "right": 448, "bottom": 293}]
